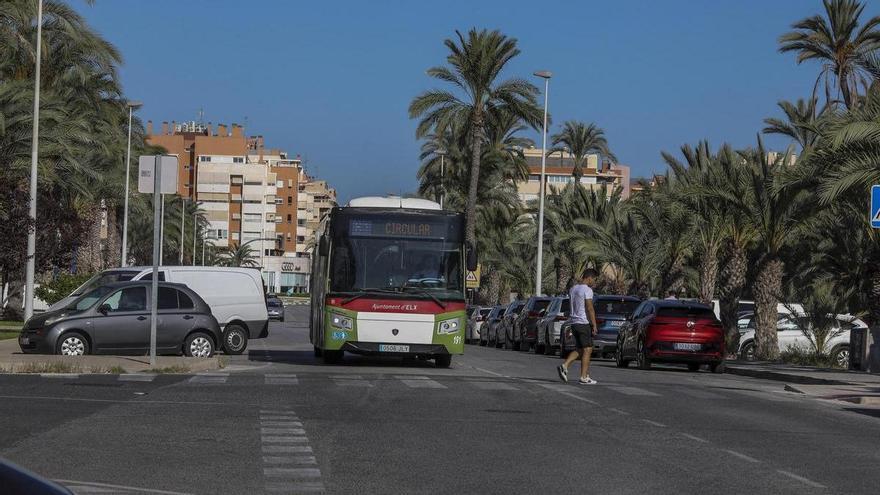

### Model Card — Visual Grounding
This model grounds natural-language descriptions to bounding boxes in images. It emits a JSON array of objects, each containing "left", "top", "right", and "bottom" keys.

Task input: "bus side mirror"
[
  {"left": 318, "top": 236, "right": 329, "bottom": 257},
  {"left": 466, "top": 242, "right": 478, "bottom": 272}
]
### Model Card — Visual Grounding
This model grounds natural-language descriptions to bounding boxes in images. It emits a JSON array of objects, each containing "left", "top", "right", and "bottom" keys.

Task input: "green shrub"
[
  {"left": 779, "top": 345, "right": 839, "bottom": 368},
  {"left": 35, "top": 272, "right": 93, "bottom": 305}
]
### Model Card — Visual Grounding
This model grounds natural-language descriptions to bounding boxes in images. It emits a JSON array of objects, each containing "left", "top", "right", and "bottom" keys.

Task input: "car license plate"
[
  {"left": 19, "top": 337, "right": 29, "bottom": 345},
  {"left": 674, "top": 343, "right": 702, "bottom": 351},
  {"left": 608, "top": 320, "right": 624, "bottom": 327},
  {"left": 379, "top": 344, "right": 409, "bottom": 353}
]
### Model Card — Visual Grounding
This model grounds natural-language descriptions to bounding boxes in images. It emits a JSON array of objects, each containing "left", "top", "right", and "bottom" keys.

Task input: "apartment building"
[
  {"left": 145, "top": 121, "right": 336, "bottom": 294},
  {"left": 516, "top": 147, "right": 631, "bottom": 202}
]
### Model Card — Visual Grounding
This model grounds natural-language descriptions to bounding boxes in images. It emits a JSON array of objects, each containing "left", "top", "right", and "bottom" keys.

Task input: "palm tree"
[
  {"left": 779, "top": 0, "right": 880, "bottom": 109},
  {"left": 410, "top": 28, "right": 542, "bottom": 247},
  {"left": 219, "top": 243, "right": 259, "bottom": 268},
  {"left": 549, "top": 121, "right": 617, "bottom": 180},
  {"left": 762, "top": 98, "right": 826, "bottom": 151},
  {"left": 721, "top": 140, "right": 813, "bottom": 360}
]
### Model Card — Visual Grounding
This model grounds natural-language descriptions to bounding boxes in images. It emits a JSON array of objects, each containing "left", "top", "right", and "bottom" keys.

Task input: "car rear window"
[
  {"left": 479, "top": 308, "right": 491, "bottom": 317},
  {"left": 596, "top": 300, "right": 640, "bottom": 316},
  {"left": 511, "top": 303, "right": 525, "bottom": 314},
  {"left": 532, "top": 300, "right": 551, "bottom": 312},
  {"left": 560, "top": 299, "right": 570, "bottom": 314},
  {"left": 657, "top": 307, "right": 716, "bottom": 318}
]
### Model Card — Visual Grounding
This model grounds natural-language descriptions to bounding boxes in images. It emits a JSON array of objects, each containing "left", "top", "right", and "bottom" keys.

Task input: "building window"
[
  {"left": 296, "top": 236, "right": 306, "bottom": 243},
  {"left": 287, "top": 214, "right": 292, "bottom": 223},
  {"left": 275, "top": 198, "right": 282, "bottom": 204},
  {"left": 297, "top": 219, "right": 306, "bottom": 226},
  {"left": 233, "top": 157, "right": 244, "bottom": 163},
  {"left": 287, "top": 196, "right": 293, "bottom": 205},
  {"left": 244, "top": 213, "right": 261, "bottom": 223},
  {"left": 528, "top": 174, "right": 540, "bottom": 182},
  {"left": 207, "top": 229, "right": 228, "bottom": 240},
  {"left": 199, "top": 156, "right": 212, "bottom": 162},
  {"left": 276, "top": 180, "right": 284, "bottom": 188}
]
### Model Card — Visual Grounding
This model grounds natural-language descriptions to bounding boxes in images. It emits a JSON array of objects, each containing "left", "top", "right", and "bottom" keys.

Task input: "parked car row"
[
  {"left": 19, "top": 266, "right": 277, "bottom": 357},
  {"left": 469, "top": 296, "right": 729, "bottom": 373}
]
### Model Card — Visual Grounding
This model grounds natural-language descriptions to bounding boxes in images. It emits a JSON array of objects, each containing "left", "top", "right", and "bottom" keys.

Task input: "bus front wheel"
[
  {"left": 435, "top": 355, "right": 452, "bottom": 368},
  {"left": 323, "top": 350, "right": 343, "bottom": 364},
  {"left": 313, "top": 346, "right": 323, "bottom": 357}
]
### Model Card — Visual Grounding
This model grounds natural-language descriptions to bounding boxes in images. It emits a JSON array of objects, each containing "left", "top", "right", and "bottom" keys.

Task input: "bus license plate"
[
  {"left": 674, "top": 343, "right": 702, "bottom": 352},
  {"left": 19, "top": 337, "right": 29, "bottom": 345},
  {"left": 379, "top": 344, "right": 409, "bottom": 353}
]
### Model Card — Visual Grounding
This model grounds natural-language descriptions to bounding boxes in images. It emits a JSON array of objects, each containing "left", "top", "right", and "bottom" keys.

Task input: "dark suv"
[
  {"left": 512, "top": 296, "right": 554, "bottom": 352},
  {"left": 560, "top": 295, "right": 641, "bottom": 358},
  {"left": 500, "top": 301, "right": 526, "bottom": 350}
]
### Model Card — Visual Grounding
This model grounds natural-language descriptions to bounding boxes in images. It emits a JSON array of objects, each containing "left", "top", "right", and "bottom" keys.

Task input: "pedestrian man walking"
[{"left": 557, "top": 268, "right": 599, "bottom": 385}]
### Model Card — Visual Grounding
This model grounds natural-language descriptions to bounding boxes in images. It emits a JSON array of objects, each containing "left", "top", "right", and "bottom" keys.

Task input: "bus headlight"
[
  {"left": 438, "top": 319, "right": 460, "bottom": 335},
  {"left": 330, "top": 314, "right": 353, "bottom": 330}
]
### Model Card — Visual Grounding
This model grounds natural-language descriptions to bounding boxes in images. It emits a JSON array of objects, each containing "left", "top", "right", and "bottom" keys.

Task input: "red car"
[{"left": 615, "top": 300, "right": 724, "bottom": 373}]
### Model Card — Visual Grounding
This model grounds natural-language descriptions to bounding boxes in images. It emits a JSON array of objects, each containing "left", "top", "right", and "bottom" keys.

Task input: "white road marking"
[
  {"left": 538, "top": 383, "right": 571, "bottom": 393},
  {"left": 474, "top": 367, "right": 505, "bottom": 377},
  {"left": 262, "top": 436, "right": 310, "bottom": 443},
  {"left": 331, "top": 375, "right": 372, "bottom": 387},
  {"left": 264, "top": 467, "right": 322, "bottom": 478},
  {"left": 397, "top": 375, "right": 447, "bottom": 389},
  {"left": 607, "top": 386, "right": 660, "bottom": 397},
  {"left": 260, "top": 410, "right": 297, "bottom": 414},
  {"left": 261, "top": 421, "right": 304, "bottom": 427},
  {"left": 261, "top": 427, "right": 306, "bottom": 435},
  {"left": 675, "top": 387, "right": 725, "bottom": 399},
  {"left": 263, "top": 456, "right": 317, "bottom": 465},
  {"left": 680, "top": 433, "right": 709, "bottom": 443},
  {"left": 471, "top": 381, "right": 519, "bottom": 391},
  {"left": 265, "top": 373, "right": 299, "bottom": 385},
  {"left": 641, "top": 419, "right": 667, "bottom": 428},
  {"left": 556, "top": 390, "right": 600, "bottom": 405},
  {"left": 776, "top": 470, "right": 826, "bottom": 488},
  {"left": 264, "top": 481, "right": 325, "bottom": 493},
  {"left": 55, "top": 479, "right": 193, "bottom": 494},
  {"left": 40, "top": 373, "right": 79, "bottom": 379},
  {"left": 608, "top": 408, "right": 630, "bottom": 415},
  {"left": 260, "top": 415, "right": 300, "bottom": 421},
  {"left": 263, "top": 445, "right": 314, "bottom": 454},
  {"left": 117, "top": 374, "right": 157, "bottom": 382},
  {"left": 186, "top": 373, "right": 228, "bottom": 385},
  {"left": 723, "top": 449, "right": 760, "bottom": 463}
]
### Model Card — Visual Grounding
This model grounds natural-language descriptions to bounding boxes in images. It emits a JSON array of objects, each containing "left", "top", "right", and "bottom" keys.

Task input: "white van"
[{"left": 49, "top": 266, "right": 269, "bottom": 354}]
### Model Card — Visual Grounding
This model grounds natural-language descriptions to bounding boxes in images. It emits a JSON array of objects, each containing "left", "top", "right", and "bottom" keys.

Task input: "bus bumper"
[{"left": 341, "top": 341, "right": 454, "bottom": 356}]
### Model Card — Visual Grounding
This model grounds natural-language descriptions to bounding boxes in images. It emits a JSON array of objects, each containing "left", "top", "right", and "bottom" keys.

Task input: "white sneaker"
[{"left": 578, "top": 377, "right": 597, "bottom": 385}]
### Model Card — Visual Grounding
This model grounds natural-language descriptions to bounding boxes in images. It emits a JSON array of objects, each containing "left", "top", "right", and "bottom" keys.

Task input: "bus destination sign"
[{"left": 350, "top": 219, "right": 445, "bottom": 239}]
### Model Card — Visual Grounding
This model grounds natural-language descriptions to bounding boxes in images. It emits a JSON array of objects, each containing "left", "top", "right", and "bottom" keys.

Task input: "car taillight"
[
  {"left": 528, "top": 311, "right": 540, "bottom": 318},
  {"left": 595, "top": 318, "right": 605, "bottom": 327},
  {"left": 555, "top": 314, "right": 567, "bottom": 321}
]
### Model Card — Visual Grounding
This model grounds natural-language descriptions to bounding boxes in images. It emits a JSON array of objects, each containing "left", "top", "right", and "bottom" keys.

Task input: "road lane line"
[
  {"left": 40, "top": 373, "right": 79, "bottom": 379},
  {"left": 260, "top": 415, "right": 300, "bottom": 421},
  {"left": 117, "top": 374, "right": 157, "bottom": 382},
  {"left": 607, "top": 386, "right": 660, "bottom": 397},
  {"left": 264, "top": 481, "right": 325, "bottom": 493},
  {"left": 723, "top": 449, "right": 759, "bottom": 463},
  {"left": 54, "top": 479, "right": 193, "bottom": 495},
  {"left": 263, "top": 456, "right": 317, "bottom": 465},
  {"left": 556, "top": 390, "right": 600, "bottom": 405},
  {"left": 261, "top": 421, "right": 304, "bottom": 427},
  {"left": 471, "top": 381, "right": 519, "bottom": 391},
  {"left": 675, "top": 387, "right": 725, "bottom": 400},
  {"left": 265, "top": 374, "right": 299, "bottom": 385},
  {"left": 262, "top": 436, "right": 310, "bottom": 443},
  {"left": 262, "top": 427, "right": 306, "bottom": 435},
  {"left": 264, "top": 467, "right": 322, "bottom": 478},
  {"left": 641, "top": 419, "right": 667, "bottom": 428},
  {"left": 776, "top": 470, "right": 826, "bottom": 488},
  {"left": 397, "top": 376, "right": 447, "bottom": 389},
  {"left": 474, "top": 367, "right": 505, "bottom": 377},
  {"left": 260, "top": 410, "right": 298, "bottom": 414},
  {"left": 263, "top": 445, "right": 314, "bottom": 454},
  {"left": 608, "top": 408, "right": 630, "bottom": 415},
  {"left": 680, "top": 433, "right": 709, "bottom": 443}
]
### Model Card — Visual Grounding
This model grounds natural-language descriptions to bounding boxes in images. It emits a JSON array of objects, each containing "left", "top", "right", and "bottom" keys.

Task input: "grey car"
[
  {"left": 267, "top": 297, "right": 285, "bottom": 322},
  {"left": 18, "top": 281, "right": 222, "bottom": 358}
]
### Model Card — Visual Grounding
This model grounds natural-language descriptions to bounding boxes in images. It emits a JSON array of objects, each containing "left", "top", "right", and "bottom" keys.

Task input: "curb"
[{"left": 725, "top": 365, "right": 852, "bottom": 386}]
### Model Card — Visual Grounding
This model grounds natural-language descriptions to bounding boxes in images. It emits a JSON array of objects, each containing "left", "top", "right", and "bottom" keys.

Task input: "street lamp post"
[
  {"left": 179, "top": 198, "right": 186, "bottom": 264},
  {"left": 436, "top": 149, "right": 447, "bottom": 209},
  {"left": 24, "top": 0, "right": 44, "bottom": 321},
  {"left": 533, "top": 70, "right": 552, "bottom": 297},
  {"left": 120, "top": 101, "right": 143, "bottom": 267},
  {"left": 192, "top": 211, "right": 197, "bottom": 266}
]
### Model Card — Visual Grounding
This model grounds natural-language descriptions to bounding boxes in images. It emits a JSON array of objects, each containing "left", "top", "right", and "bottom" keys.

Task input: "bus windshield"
[{"left": 330, "top": 237, "right": 463, "bottom": 299}]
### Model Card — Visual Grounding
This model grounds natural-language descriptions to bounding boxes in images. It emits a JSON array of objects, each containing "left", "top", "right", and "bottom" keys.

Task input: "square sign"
[
  {"left": 138, "top": 155, "right": 179, "bottom": 194},
  {"left": 872, "top": 185, "right": 880, "bottom": 229}
]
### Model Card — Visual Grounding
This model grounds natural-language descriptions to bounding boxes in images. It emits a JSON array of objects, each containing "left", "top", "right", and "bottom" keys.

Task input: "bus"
[{"left": 309, "top": 196, "right": 476, "bottom": 367}]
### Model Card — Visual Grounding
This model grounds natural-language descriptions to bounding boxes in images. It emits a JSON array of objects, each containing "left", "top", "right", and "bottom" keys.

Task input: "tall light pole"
[
  {"left": 179, "top": 198, "right": 186, "bottom": 264},
  {"left": 192, "top": 210, "right": 198, "bottom": 266},
  {"left": 24, "top": 0, "right": 44, "bottom": 321},
  {"left": 120, "top": 101, "right": 143, "bottom": 267},
  {"left": 436, "top": 148, "right": 447, "bottom": 209},
  {"left": 533, "top": 70, "right": 552, "bottom": 297}
]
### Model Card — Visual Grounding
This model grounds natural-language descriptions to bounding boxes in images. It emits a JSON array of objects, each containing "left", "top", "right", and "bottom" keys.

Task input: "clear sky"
[{"left": 74, "top": 0, "right": 879, "bottom": 202}]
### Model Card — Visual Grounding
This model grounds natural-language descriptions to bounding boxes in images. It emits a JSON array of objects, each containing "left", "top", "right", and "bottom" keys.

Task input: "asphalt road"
[{"left": 2, "top": 304, "right": 879, "bottom": 494}]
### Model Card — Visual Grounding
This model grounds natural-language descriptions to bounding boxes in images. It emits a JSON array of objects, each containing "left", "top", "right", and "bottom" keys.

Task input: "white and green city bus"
[{"left": 309, "top": 196, "right": 476, "bottom": 367}]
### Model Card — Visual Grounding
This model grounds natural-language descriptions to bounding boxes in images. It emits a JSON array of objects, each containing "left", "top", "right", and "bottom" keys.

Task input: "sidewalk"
[
  {"left": 726, "top": 361, "right": 880, "bottom": 405},
  {"left": 0, "top": 338, "right": 221, "bottom": 374}
]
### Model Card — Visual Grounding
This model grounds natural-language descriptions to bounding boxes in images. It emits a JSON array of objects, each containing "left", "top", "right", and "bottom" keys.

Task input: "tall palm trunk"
[
  {"left": 698, "top": 249, "right": 719, "bottom": 304},
  {"left": 753, "top": 257, "right": 784, "bottom": 360},
  {"left": 486, "top": 268, "right": 502, "bottom": 305},
  {"left": 465, "top": 114, "right": 483, "bottom": 247},
  {"left": 717, "top": 246, "right": 747, "bottom": 356}
]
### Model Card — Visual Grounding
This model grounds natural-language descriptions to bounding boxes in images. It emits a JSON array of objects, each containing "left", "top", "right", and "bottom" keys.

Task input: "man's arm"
[{"left": 586, "top": 298, "right": 599, "bottom": 336}]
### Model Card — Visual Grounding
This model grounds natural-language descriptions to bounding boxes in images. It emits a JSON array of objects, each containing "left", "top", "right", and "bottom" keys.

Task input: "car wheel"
[
  {"left": 709, "top": 362, "right": 725, "bottom": 374},
  {"left": 56, "top": 332, "right": 89, "bottom": 356},
  {"left": 222, "top": 324, "right": 249, "bottom": 355},
  {"left": 435, "top": 354, "right": 452, "bottom": 368},
  {"left": 687, "top": 363, "right": 701, "bottom": 372},
  {"left": 280, "top": 316, "right": 285, "bottom": 323},
  {"left": 185, "top": 332, "right": 215, "bottom": 358},
  {"left": 831, "top": 345, "right": 849, "bottom": 368},
  {"left": 313, "top": 346, "right": 322, "bottom": 357},
  {"left": 323, "top": 350, "right": 343, "bottom": 364},
  {"left": 615, "top": 342, "right": 629, "bottom": 368},
  {"left": 740, "top": 341, "right": 755, "bottom": 361},
  {"left": 535, "top": 342, "right": 545, "bottom": 354},
  {"left": 636, "top": 339, "right": 651, "bottom": 370}
]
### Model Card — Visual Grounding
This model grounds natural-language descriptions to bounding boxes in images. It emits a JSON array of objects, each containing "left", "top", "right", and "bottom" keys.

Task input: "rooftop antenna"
[{"left": 197, "top": 107, "right": 204, "bottom": 124}]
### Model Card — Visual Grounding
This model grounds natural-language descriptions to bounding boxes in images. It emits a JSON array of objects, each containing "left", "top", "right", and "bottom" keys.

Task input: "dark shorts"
[{"left": 571, "top": 324, "right": 593, "bottom": 349}]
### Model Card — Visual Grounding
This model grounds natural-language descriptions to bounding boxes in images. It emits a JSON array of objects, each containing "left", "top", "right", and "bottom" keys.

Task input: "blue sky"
[{"left": 74, "top": 0, "right": 879, "bottom": 202}]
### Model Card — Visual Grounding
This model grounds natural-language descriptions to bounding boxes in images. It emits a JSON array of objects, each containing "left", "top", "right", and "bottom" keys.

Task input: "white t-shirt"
[{"left": 569, "top": 283, "right": 594, "bottom": 325}]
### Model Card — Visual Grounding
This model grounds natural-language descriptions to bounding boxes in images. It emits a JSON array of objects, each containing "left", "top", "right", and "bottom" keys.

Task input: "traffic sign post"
[
  {"left": 466, "top": 264, "right": 481, "bottom": 289},
  {"left": 138, "top": 155, "right": 179, "bottom": 367},
  {"left": 871, "top": 185, "right": 880, "bottom": 229}
]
